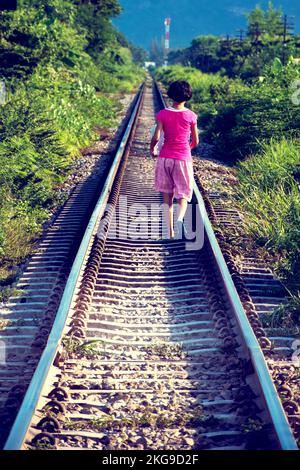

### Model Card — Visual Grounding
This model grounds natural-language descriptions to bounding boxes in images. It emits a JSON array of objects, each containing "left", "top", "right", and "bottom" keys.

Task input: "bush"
[
  {"left": 0, "top": 0, "right": 145, "bottom": 280},
  {"left": 156, "top": 61, "right": 300, "bottom": 162},
  {"left": 204, "top": 59, "right": 300, "bottom": 160},
  {"left": 0, "top": 64, "right": 121, "bottom": 266},
  {"left": 236, "top": 138, "right": 300, "bottom": 288},
  {"left": 155, "top": 65, "right": 227, "bottom": 120}
]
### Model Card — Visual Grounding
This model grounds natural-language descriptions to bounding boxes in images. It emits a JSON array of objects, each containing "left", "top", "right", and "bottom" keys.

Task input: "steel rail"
[
  {"left": 4, "top": 80, "right": 297, "bottom": 451},
  {"left": 4, "top": 83, "right": 145, "bottom": 451},
  {"left": 153, "top": 81, "right": 297, "bottom": 450}
]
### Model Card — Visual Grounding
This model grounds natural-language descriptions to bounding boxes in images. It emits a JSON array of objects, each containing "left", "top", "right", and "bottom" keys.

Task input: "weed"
[
  {"left": 145, "top": 342, "right": 183, "bottom": 359},
  {"left": 0, "top": 287, "right": 25, "bottom": 303},
  {"left": 62, "top": 336, "right": 107, "bottom": 359}
]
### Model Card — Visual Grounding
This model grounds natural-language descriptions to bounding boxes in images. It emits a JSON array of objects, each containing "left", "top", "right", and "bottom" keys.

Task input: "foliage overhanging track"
[{"left": 4, "top": 78, "right": 297, "bottom": 451}]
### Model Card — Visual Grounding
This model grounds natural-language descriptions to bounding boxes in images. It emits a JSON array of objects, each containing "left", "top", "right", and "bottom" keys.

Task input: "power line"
[
  {"left": 281, "top": 15, "right": 295, "bottom": 65},
  {"left": 236, "top": 29, "right": 245, "bottom": 43}
]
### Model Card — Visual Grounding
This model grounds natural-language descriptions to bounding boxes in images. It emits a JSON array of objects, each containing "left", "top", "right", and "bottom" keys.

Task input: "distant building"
[{"left": 144, "top": 61, "right": 156, "bottom": 69}]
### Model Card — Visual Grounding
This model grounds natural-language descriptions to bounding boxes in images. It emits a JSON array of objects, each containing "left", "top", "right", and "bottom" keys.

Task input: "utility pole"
[
  {"left": 219, "top": 35, "right": 232, "bottom": 57},
  {"left": 236, "top": 29, "right": 245, "bottom": 44},
  {"left": 220, "top": 34, "right": 233, "bottom": 50},
  {"left": 164, "top": 17, "right": 171, "bottom": 67},
  {"left": 281, "top": 14, "right": 294, "bottom": 65},
  {"left": 253, "top": 23, "right": 262, "bottom": 46},
  {"left": 249, "top": 22, "right": 263, "bottom": 76}
]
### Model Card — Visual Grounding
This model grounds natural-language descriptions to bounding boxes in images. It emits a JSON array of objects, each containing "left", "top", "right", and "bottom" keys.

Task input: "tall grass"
[
  {"left": 0, "top": 64, "right": 144, "bottom": 283},
  {"left": 236, "top": 138, "right": 300, "bottom": 290},
  {"left": 0, "top": 65, "right": 119, "bottom": 274},
  {"left": 0, "top": 0, "right": 146, "bottom": 288}
]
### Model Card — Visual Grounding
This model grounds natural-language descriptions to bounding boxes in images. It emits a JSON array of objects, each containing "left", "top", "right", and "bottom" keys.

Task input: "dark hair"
[{"left": 167, "top": 80, "right": 192, "bottom": 103}]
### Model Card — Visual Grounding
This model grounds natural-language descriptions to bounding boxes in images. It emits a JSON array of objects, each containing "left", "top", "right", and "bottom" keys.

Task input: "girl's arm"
[
  {"left": 150, "top": 121, "right": 163, "bottom": 156},
  {"left": 190, "top": 123, "right": 199, "bottom": 150}
]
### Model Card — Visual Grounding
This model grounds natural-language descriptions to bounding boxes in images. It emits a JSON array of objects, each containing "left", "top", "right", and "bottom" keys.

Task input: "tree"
[
  {"left": 0, "top": 0, "right": 85, "bottom": 78},
  {"left": 265, "top": 1, "right": 283, "bottom": 36},
  {"left": 149, "top": 37, "right": 164, "bottom": 66},
  {"left": 72, "top": 0, "right": 122, "bottom": 17},
  {"left": 247, "top": 5, "right": 266, "bottom": 40},
  {"left": 168, "top": 48, "right": 191, "bottom": 67},
  {"left": 247, "top": 2, "right": 284, "bottom": 41},
  {"left": 189, "top": 36, "right": 220, "bottom": 73},
  {"left": 154, "top": 2, "right": 299, "bottom": 80},
  {"left": 72, "top": 1, "right": 123, "bottom": 57},
  {"left": 129, "top": 44, "right": 148, "bottom": 65}
]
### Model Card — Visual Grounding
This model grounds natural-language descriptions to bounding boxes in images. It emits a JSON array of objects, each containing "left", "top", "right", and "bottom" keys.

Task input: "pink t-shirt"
[{"left": 156, "top": 107, "right": 197, "bottom": 161}]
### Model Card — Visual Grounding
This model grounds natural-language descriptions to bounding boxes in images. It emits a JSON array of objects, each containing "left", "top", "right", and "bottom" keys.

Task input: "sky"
[{"left": 113, "top": 0, "right": 300, "bottom": 50}]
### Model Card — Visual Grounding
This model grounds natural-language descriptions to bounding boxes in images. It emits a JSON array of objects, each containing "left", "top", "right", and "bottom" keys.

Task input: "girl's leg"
[
  {"left": 175, "top": 198, "right": 188, "bottom": 239},
  {"left": 177, "top": 198, "right": 188, "bottom": 222},
  {"left": 163, "top": 192, "right": 174, "bottom": 238}
]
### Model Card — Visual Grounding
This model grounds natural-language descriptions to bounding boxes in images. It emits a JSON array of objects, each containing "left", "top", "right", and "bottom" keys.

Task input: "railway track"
[
  {"left": 3, "top": 78, "right": 298, "bottom": 450},
  {"left": 0, "top": 154, "right": 110, "bottom": 446}
]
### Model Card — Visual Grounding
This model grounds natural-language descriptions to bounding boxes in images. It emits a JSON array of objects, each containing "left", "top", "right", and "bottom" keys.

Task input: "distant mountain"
[{"left": 113, "top": 0, "right": 300, "bottom": 50}]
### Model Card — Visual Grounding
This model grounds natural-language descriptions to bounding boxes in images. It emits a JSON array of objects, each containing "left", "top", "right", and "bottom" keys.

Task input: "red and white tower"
[{"left": 164, "top": 17, "right": 171, "bottom": 66}]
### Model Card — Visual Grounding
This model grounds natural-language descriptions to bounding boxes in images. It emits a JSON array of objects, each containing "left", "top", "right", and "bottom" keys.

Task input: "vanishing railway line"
[{"left": 2, "top": 78, "right": 298, "bottom": 450}]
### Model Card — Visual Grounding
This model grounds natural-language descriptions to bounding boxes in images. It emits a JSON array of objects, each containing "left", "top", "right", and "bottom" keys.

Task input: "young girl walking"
[{"left": 150, "top": 80, "right": 199, "bottom": 239}]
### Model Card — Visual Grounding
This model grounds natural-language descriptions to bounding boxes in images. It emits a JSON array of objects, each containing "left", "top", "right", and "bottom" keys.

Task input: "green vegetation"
[
  {"left": 204, "top": 60, "right": 300, "bottom": 160},
  {"left": 0, "top": 286, "right": 24, "bottom": 303},
  {"left": 262, "top": 293, "right": 300, "bottom": 331},
  {"left": 168, "top": 2, "right": 300, "bottom": 80},
  {"left": 30, "top": 441, "right": 56, "bottom": 451},
  {"left": 62, "top": 404, "right": 207, "bottom": 431},
  {"left": 0, "top": 0, "right": 145, "bottom": 288},
  {"left": 62, "top": 337, "right": 106, "bottom": 358},
  {"left": 144, "top": 341, "right": 183, "bottom": 359},
  {"left": 155, "top": 64, "right": 225, "bottom": 119},
  {"left": 156, "top": 60, "right": 300, "bottom": 161},
  {"left": 236, "top": 139, "right": 299, "bottom": 288},
  {"left": 0, "top": 318, "right": 11, "bottom": 329}
]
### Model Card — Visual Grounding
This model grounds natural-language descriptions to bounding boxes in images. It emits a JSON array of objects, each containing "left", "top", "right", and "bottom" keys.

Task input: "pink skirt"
[{"left": 154, "top": 157, "right": 194, "bottom": 202}]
